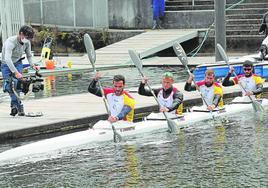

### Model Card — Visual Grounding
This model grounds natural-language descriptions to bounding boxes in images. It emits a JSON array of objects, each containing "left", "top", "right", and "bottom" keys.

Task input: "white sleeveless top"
[
  {"left": 199, "top": 85, "right": 214, "bottom": 106},
  {"left": 106, "top": 94, "right": 124, "bottom": 117},
  {"left": 239, "top": 76, "right": 257, "bottom": 96},
  {"left": 157, "top": 89, "right": 175, "bottom": 113}
]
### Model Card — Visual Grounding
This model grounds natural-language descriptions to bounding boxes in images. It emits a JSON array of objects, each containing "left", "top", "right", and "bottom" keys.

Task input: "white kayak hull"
[{"left": 0, "top": 97, "right": 267, "bottom": 162}]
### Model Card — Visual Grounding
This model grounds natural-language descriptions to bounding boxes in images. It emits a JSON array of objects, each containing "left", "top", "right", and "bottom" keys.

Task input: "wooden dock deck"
[{"left": 94, "top": 29, "right": 199, "bottom": 65}]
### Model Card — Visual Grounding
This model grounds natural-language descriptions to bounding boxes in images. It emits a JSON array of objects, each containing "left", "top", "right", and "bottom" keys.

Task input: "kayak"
[
  {"left": 193, "top": 55, "right": 268, "bottom": 81},
  {"left": 0, "top": 97, "right": 267, "bottom": 163}
]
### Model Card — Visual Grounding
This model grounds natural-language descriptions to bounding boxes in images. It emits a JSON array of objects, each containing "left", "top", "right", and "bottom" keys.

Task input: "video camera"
[{"left": 17, "top": 72, "right": 44, "bottom": 94}]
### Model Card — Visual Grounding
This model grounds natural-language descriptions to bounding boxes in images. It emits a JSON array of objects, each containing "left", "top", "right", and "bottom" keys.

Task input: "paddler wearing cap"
[
  {"left": 185, "top": 69, "right": 224, "bottom": 111},
  {"left": 138, "top": 72, "right": 184, "bottom": 115},
  {"left": 222, "top": 60, "right": 263, "bottom": 99}
]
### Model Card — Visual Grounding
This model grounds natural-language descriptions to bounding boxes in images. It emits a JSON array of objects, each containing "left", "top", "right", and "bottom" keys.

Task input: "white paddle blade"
[
  {"left": 216, "top": 43, "right": 229, "bottom": 64},
  {"left": 112, "top": 125, "right": 122, "bottom": 143},
  {"left": 167, "top": 118, "right": 178, "bottom": 133},
  {"left": 173, "top": 42, "right": 188, "bottom": 66},
  {"left": 128, "top": 49, "right": 143, "bottom": 72},
  {"left": 84, "top": 33, "right": 96, "bottom": 65},
  {"left": 252, "top": 101, "right": 265, "bottom": 113}
]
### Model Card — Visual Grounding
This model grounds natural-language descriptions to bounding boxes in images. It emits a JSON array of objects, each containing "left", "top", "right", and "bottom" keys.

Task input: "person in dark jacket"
[
  {"left": 222, "top": 61, "right": 263, "bottom": 99},
  {"left": 185, "top": 69, "right": 224, "bottom": 111},
  {"left": 138, "top": 72, "right": 183, "bottom": 115},
  {"left": 88, "top": 73, "right": 135, "bottom": 122}
]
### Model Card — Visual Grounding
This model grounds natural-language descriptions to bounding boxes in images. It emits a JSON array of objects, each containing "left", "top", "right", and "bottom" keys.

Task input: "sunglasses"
[{"left": 243, "top": 68, "right": 252, "bottom": 71}]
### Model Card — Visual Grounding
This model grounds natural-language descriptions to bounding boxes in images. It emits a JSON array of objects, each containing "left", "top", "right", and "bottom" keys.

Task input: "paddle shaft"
[
  {"left": 91, "top": 64, "right": 110, "bottom": 114},
  {"left": 84, "top": 33, "right": 121, "bottom": 142},
  {"left": 137, "top": 68, "right": 171, "bottom": 120},
  {"left": 226, "top": 63, "right": 255, "bottom": 100},
  {"left": 91, "top": 57, "right": 122, "bottom": 140},
  {"left": 128, "top": 49, "right": 177, "bottom": 132},
  {"left": 219, "top": 46, "right": 255, "bottom": 102},
  {"left": 172, "top": 42, "right": 215, "bottom": 119},
  {"left": 216, "top": 43, "right": 264, "bottom": 112},
  {"left": 184, "top": 64, "right": 212, "bottom": 109}
]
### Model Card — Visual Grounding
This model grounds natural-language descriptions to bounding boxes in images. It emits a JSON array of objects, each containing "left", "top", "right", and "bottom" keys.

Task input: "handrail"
[{"left": 187, "top": 0, "right": 246, "bottom": 57}]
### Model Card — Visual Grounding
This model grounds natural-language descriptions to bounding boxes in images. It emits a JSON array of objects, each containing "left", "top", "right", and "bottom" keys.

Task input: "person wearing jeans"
[
  {"left": 1, "top": 25, "right": 39, "bottom": 116},
  {"left": 152, "top": 0, "right": 165, "bottom": 30}
]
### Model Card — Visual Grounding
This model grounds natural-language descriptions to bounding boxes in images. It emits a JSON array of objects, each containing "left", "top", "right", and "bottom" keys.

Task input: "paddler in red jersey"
[
  {"left": 222, "top": 61, "right": 263, "bottom": 99},
  {"left": 88, "top": 73, "right": 135, "bottom": 123}
]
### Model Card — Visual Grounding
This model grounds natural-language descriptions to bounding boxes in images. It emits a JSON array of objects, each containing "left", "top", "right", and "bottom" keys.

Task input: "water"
[
  {"left": 1, "top": 67, "right": 268, "bottom": 187},
  {"left": 0, "top": 66, "right": 187, "bottom": 102},
  {"left": 0, "top": 112, "right": 268, "bottom": 187}
]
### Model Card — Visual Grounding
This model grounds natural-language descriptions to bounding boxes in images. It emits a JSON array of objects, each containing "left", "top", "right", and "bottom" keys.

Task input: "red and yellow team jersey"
[
  {"left": 196, "top": 81, "right": 224, "bottom": 108},
  {"left": 232, "top": 74, "right": 263, "bottom": 98},
  {"left": 103, "top": 88, "right": 135, "bottom": 122}
]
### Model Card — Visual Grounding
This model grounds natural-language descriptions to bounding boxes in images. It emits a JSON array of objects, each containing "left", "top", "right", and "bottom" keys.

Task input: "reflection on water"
[
  {"left": 0, "top": 112, "right": 268, "bottom": 187},
  {"left": 1, "top": 67, "right": 268, "bottom": 187},
  {"left": 0, "top": 66, "right": 187, "bottom": 102},
  {"left": 123, "top": 145, "right": 140, "bottom": 187}
]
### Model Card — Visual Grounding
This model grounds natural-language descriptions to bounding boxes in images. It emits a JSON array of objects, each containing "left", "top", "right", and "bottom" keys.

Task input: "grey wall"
[
  {"left": 108, "top": 0, "right": 152, "bottom": 29},
  {"left": 164, "top": 10, "right": 215, "bottom": 29},
  {"left": 23, "top": 0, "right": 214, "bottom": 30}
]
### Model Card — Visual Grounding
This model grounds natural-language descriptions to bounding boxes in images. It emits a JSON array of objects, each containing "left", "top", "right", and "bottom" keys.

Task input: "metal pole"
[
  {"left": 215, "top": 0, "right": 226, "bottom": 62},
  {"left": 72, "top": 0, "right": 76, "bottom": 28},
  {"left": 40, "top": 0, "right": 43, "bottom": 25},
  {"left": 92, "top": 0, "right": 95, "bottom": 28},
  {"left": 192, "top": 0, "right": 195, "bottom": 6}
]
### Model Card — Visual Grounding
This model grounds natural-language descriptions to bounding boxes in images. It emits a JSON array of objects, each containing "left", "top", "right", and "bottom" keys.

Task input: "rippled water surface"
[
  {"left": 1, "top": 67, "right": 268, "bottom": 187},
  {"left": 0, "top": 112, "right": 268, "bottom": 187}
]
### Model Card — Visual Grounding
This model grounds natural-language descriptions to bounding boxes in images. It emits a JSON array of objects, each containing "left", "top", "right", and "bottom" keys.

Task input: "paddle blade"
[
  {"left": 112, "top": 125, "right": 122, "bottom": 143},
  {"left": 252, "top": 100, "right": 265, "bottom": 113},
  {"left": 84, "top": 33, "right": 96, "bottom": 65},
  {"left": 167, "top": 118, "right": 178, "bottom": 133},
  {"left": 173, "top": 42, "right": 188, "bottom": 66},
  {"left": 216, "top": 43, "right": 229, "bottom": 64},
  {"left": 128, "top": 49, "right": 143, "bottom": 72}
]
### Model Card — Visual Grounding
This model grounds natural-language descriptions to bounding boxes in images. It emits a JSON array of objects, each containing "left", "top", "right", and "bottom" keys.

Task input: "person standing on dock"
[
  {"left": 259, "top": 12, "right": 268, "bottom": 37},
  {"left": 185, "top": 69, "right": 224, "bottom": 111},
  {"left": 151, "top": 0, "right": 165, "bottom": 30},
  {"left": 258, "top": 35, "right": 268, "bottom": 60},
  {"left": 1, "top": 25, "right": 39, "bottom": 116},
  {"left": 88, "top": 73, "right": 135, "bottom": 123},
  {"left": 138, "top": 72, "right": 184, "bottom": 115},
  {"left": 222, "top": 61, "right": 263, "bottom": 99}
]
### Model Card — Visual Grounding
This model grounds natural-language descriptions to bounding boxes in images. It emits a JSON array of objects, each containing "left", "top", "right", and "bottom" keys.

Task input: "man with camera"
[{"left": 1, "top": 25, "right": 39, "bottom": 116}]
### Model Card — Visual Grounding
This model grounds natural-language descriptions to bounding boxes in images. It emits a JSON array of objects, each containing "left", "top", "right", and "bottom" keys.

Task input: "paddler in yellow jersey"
[
  {"left": 185, "top": 69, "right": 224, "bottom": 111},
  {"left": 88, "top": 73, "right": 135, "bottom": 123},
  {"left": 222, "top": 61, "right": 263, "bottom": 99}
]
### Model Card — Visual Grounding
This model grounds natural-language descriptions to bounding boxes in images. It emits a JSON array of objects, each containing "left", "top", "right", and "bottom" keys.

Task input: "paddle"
[
  {"left": 128, "top": 49, "right": 177, "bottom": 133},
  {"left": 83, "top": 33, "right": 122, "bottom": 142},
  {"left": 172, "top": 42, "right": 215, "bottom": 119},
  {"left": 216, "top": 43, "right": 264, "bottom": 113}
]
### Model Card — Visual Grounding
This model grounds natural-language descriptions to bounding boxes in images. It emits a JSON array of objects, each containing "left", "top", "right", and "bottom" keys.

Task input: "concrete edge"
[{"left": 0, "top": 90, "right": 244, "bottom": 143}]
